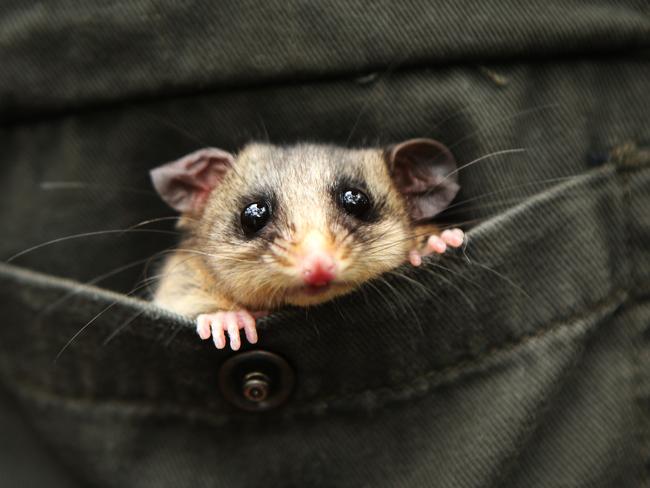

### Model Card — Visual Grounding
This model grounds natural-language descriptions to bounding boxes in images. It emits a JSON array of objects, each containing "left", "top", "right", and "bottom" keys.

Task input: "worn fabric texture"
[{"left": 0, "top": 1, "right": 649, "bottom": 487}]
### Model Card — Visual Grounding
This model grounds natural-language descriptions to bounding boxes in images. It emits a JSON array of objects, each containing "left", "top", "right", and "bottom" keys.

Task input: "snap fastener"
[
  {"left": 242, "top": 372, "right": 270, "bottom": 402},
  {"left": 218, "top": 350, "right": 295, "bottom": 412}
]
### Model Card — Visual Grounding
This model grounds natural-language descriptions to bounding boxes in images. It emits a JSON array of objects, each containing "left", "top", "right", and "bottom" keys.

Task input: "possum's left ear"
[
  {"left": 386, "top": 138, "right": 460, "bottom": 221},
  {"left": 150, "top": 148, "right": 235, "bottom": 214}
]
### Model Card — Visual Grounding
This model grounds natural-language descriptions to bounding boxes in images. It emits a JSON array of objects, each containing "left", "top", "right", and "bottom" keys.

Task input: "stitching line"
[
  {"left": 288, "top": 289, "right": 629, "bottom": 414},
  {"left": 614, "top": 143, "right": 650, "bottom": 485},
  {"left": 1, "top": 289, "right": 631, "bottom": 424}
]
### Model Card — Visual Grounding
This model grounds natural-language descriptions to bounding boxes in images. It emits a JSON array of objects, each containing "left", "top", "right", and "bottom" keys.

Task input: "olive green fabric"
[
  {"left": 1, "top": 1, "right": 649, "bottom": 487},
  {"left": 2, "top": 0, "right": 648, "bottom": 118}
]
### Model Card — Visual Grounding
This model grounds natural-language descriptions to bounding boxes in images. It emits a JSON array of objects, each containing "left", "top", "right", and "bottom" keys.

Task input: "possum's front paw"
[
  {"left": 408, "top": 228, "right": 465, "bottom": 267},
  {"left": 196, "top": 310, "right": 267, "bottom": 350}
]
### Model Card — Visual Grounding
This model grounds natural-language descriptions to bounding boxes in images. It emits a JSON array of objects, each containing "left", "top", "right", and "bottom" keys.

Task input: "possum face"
[
  {"left": 197, "top": 143, "right": 413, "bottom": 308},
  {"left": 150, "top": 140, "right": 459, "bottom": 310}
]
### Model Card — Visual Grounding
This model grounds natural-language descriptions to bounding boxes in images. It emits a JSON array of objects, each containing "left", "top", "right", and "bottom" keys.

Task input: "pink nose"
[{"left": 301, "top": 253, "right": 337, "bottom": 286}]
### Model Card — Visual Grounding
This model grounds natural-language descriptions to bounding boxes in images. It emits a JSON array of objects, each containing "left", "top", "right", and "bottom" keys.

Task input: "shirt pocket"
[{"left": 0, "top": 159, "right": 647, "bottom": 488}]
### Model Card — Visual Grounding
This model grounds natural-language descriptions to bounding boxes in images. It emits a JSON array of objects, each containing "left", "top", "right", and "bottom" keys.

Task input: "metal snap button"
[
  {"left": 218, "top": 350, "right": 295, "bottom": 412},
  {"left": 242, "top": 372, "right": 270, "bottom": 402}
]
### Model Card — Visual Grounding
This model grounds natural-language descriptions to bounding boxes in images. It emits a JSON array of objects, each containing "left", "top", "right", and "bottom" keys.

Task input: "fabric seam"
[{"left": 1, "top": 289, "right": 633, "bottom": 423}]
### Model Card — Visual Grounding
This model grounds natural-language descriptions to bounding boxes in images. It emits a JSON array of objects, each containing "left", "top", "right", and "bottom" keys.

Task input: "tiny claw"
[
  {"left": 409, "top": 228, "right": 466, "bottom": 264},
  {"left": 196, "top": 310, "right": 261, "bottom": 350},
  {"left": 440, "top": 228, "right": 464, "bottom": 248},
  {"left": 427, "top": 235, "right": 447, "bottom": 254},
  {"left": 409, "top": 250, "right": 422, "bottom": 267},
  {"left": 239, "top": 312, "right": 258, "bottom": 344},
  {"left": 226, "top": 313, "right": 241, "bottom": 351},
  {"left": 196, "top": 315, "right": 212, "bottom": 340},
  {"left": 211, "top": 313, "right": 227, "bottom": 349}
]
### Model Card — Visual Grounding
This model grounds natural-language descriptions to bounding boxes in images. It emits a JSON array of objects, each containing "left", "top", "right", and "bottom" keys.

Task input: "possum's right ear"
[
  {"left": 386, "top": 138, "right": 459, "bottom": 221},
  {"left": 150, "top": 148, "right": 235, "bottom": 214}
]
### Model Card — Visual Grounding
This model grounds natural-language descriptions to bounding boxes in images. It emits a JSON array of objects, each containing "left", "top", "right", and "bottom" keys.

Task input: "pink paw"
[
  {"left": 196, "top": 310, "right": 266, "bottom": 350},
  {"left": 409, "top": 228, "right": 465, "bottom": 267}
]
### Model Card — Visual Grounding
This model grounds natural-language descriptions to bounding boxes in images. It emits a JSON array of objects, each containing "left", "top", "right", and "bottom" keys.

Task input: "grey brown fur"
[{"left": 153, "top": 142, "right": 453, "bottom": 315}]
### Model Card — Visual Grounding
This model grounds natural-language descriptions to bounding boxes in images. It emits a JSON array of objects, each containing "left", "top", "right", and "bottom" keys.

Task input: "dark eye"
[
  {"left": 339, "top": 188, "right": 372, "bottom": 220},
  {"left": 240, "top": 201, "right": 271, "bottom": 236}
]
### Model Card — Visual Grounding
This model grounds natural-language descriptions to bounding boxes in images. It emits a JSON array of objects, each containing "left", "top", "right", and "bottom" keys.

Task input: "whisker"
[
  {"left": 417, "top": 266, "right": 477, "bottom": 312},
  {"left": 269, "top": 242, "right": 291, "bottom": 254},
  {"left": 40, "top": 181, "right": 157, "bottom": 196},
  {"left": 330, "top": 298, "right": 350, "bottom": 324},
  {"left": 386, "top": 269, "right": 435, "bottom": 298},
  {"left": 136, "top": 109, "right": 214, "bottom": 147},
  {"left": 306, "top": 307, "right": 320, "bottom": 339},
  {"left": 36, "top": 255, "right": 161, "bottom": 319},
  {"left": 345, "top": 60, "right": 404, "bottom": 146},
  {"left": 423, "top": 260, "right": 467, "bottom": 279},
  {"left": 126, "top": 216, "right": 198, "bottom": 230},
  {"left": 442, "top": 197, "right": 552, "bottom": 217},
  {"left": 135, "top": 109, "right": 251, "bottom": 182},
  {"left": 363, "top": 279, "right": 400, "bottom": 322},
  {"left": 163, "top": 325, "right": 183, "bottom": 346},
  {"left": 443, "top": 175, "right": 578, "bottom": 213},
  {"left": 54, "top": 251, "right": 210, "bottom": 363},
  {"left": 428, "top": 102, "right": 477, "bottom": 133},
  {"left": 257, "top": 114, "right": 270, "bottom": 143},
  {"left": 175, "top": 248, "right": 253, "bottom": 264},
  {"left": 53, "top": 277, "right": 163, "bottom": 362},
  {"left": 444, "top": 254, "right": 531, "bottom": 299},
  {"left": 102, "top": 310, "right": 147, "bottom": 346},
  {"left": 6, "top": 229, "right": 180, "bottom": 263},
  {"left": 361, "top": 229, "right": 437, "bottom": 257},
  {"left": 436, "top": 218, "right": 489, "bottom": 229},
  {"left": 429, "top": 103, "right": 561, "bottom": 156},
  {"left": 375, "top": 275, "right": 424, "bottom": 336},
  {"left": 81, "top": 262, "right": 198, "bottom": 341},
  {"left": 431, "top": 148, "right": 527, "bottom": 193}
]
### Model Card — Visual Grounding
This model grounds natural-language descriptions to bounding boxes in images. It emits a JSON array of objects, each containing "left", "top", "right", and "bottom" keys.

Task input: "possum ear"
[
  {"left": 386, "top": 138, "right": 460, "bottom": 221},
  {"left": 150, "top": 148, "right": 235, "bottom": 214}
]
